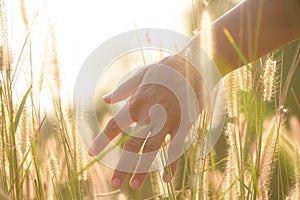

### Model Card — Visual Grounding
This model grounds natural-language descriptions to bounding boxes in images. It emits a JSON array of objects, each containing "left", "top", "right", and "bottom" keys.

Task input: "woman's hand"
[{"left": 88, "top": 54, "right": 208, "bottom": 189}]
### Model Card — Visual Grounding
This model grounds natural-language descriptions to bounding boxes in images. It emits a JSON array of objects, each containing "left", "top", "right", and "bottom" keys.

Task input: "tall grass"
[{"left": 0, "top": 0, "right": 299, "bottom": 199}]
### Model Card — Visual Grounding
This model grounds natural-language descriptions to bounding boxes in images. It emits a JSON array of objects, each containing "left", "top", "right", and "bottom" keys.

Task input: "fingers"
[
  {"left": 111, "top": 136, "right": 145, "bottom": 188},
  {"left": 130, "top": 128, "right": 167, "bottom": 189},
  {"left": 88, "top": 103, "right": 133, "bottom": 156},
  {"left": 110, "top": 122, "right": 151, "bottom": 188},
  {"left": 102, "top": 66, "right": 147, "bottom": 103},
  {"left": 92, "top": 66, "right": 148, "bottom": 156},
  {"left": 161, "top": 126, "right": 192, "bottom": 183}
]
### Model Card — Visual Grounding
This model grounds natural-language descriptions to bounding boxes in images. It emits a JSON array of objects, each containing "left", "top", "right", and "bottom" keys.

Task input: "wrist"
[{"left": 158, "top": 54, "right": 209, "bottom": 110}]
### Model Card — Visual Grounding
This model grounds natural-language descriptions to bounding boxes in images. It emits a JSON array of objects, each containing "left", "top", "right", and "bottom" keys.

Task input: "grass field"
[{"left": 0, "top": 0, "right": 300, "bottom": 199}]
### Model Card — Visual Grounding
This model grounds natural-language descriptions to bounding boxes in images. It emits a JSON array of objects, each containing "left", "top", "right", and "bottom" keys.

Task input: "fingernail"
[
  {"left": 130, "top": 179, "right": 140, "bottom": 189},
  {"left": 87, "top": 149, "right": 94, "bottom": 156},
  {"left": 102, "top": 93, "right": 111, "bottom": 100},
  {"left": 88, "top": 144, "right": 99, "bottom": 157},
  {"left": 111, "top": 177, "right": 121, "bottom": 188},
  {"left": 87, "top": 147, "right": 96, "bottom": 157}
]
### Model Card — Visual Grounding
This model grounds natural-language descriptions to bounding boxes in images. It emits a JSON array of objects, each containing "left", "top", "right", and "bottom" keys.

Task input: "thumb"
[{"left": 102, "top": 66, "right": 147, "bottom": 104}]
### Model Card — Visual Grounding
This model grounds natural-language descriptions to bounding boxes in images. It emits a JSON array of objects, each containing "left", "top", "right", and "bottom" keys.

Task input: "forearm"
[{"left": 181, "top": 0, "right": 300, "bottom": 77}]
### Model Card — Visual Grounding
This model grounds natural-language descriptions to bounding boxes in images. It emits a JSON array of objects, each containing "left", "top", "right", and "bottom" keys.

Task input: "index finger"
[{"left": 88, "top": 103, "right": 134, "bottom": 156}]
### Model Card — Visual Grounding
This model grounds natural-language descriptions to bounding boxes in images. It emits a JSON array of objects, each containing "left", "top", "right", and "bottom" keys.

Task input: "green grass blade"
[
  {"left": 223, "top": 28, "right": 249, "bottom": 66},
  {"left": 18, "top": 160, "right": 32, "bottom": 200},
  {"left": 13, "top": 85, "right": 32, "bottom": 134}
]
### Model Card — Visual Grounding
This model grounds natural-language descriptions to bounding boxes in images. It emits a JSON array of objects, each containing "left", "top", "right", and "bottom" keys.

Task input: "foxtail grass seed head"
[
  {"left": 238, "top": 65, "right": 252, "bottom": 91},
  {"left": 225, "top": 72, "right": 238, "bottom": 118},
  {"left": 259, "top": 116, "right": 280, "bottom": 199},
  {"left": 38, "top": 42, "right": 49, "bottom": 93},
  {"left": 263, "top": 58, "right": 276, "bottom": 102},
  {"left": 19, "top": 0, "right": 28, "bottom": 31},
  {"left": 48, "top": 21, "right": 61, "bottom": 89},
  {"left": 224, "top": 123, "right": 239, "bottom": 200},
  {"left": 0, "top": 0, "right": 12, "bottom": 71},
  {"left": 48, "top": 156, "right": 59, "bottom": 177},
  {"left": 17, "top": 105, "right": 31, "bottom": 158},
  {"left": 293, "top": 147, "right": 300, "bottom": 198},
  {"left": 76, "top": 139, "right": 87, "bottom": 180},
  {"left": 203, "top": 156, "right": 210, "bottom": 200},
  {"left": 285, "top": 146, "right": 300, "bottom": 199}
]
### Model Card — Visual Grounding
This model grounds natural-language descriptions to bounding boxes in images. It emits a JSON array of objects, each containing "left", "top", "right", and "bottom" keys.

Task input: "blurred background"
[
  {"left": 8, "top": 0, "right": 299, "bottom": 112},
  {"left": 1, "top": 0, "right": 299, "bottom": 199}
]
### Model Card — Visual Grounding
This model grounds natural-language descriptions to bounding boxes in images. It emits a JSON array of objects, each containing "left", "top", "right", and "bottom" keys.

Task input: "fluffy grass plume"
[{"left": 262, "top": 58, "right": 277, "bottom": 102}]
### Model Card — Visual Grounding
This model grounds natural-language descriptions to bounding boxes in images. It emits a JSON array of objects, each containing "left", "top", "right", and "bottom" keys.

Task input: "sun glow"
[
  {"left": 7, "top": 0, "right": 191, "bottom": 110},
  {"left": 200, "top": 10, "right": 212, "bottom": 57}
]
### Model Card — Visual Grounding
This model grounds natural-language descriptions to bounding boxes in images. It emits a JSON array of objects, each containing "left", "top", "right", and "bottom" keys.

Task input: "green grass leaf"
[
  {"left": 223, "top": 28, "right": 248, "bottom": 66},
  {"left": 13, "top": 85, "right": 32, "bottom": 134}
]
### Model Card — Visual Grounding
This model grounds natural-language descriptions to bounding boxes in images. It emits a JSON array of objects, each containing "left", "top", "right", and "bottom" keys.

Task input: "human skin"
[{"left": 88, "top": 0, "right": 300, "bottom": 189}]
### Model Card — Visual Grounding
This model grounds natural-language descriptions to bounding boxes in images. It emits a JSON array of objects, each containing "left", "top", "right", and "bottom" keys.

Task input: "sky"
[
  {"left": 6, "top": 0, "right": 242, "bottom": 109},
  {"left": 7, "top": 0, "right": 193, "bottom": 107}
]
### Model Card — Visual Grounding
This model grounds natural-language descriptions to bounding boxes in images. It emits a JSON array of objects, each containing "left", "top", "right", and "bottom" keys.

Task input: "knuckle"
[
  {"left": 129, "top": 85, "right": 152, "bottom": 106},
  {"left": 104, "top": 119, "right": 120, "bottom": 135},
  {"left": 129, "top": 97, "right": 138, "bottom": 111},
  {"left": 124, "top": 138, "right": 141, "bottom": 152},
  {"left": 143, "top": 143, "right": 159, "bottom": 153},
  {"left": 129, "top": 95, "right": 143, "bottom": 111},
  {"left": 129, "top": 93, "right": 150, "bottom": 121}
]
